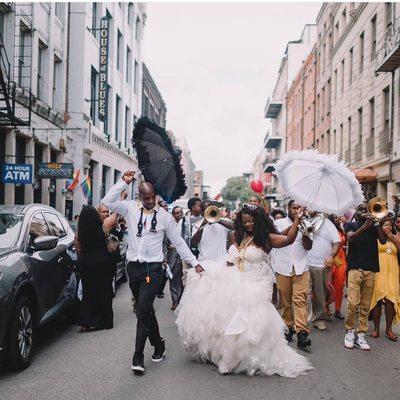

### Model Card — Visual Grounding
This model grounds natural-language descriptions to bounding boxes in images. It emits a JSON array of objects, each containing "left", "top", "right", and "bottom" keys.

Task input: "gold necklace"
[{"left": 237, "top": 235, "right": 254, "bottom": 272}]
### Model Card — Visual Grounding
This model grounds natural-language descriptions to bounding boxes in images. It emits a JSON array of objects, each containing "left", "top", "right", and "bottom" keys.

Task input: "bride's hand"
[{"left": 227, "top": 262, "right": 234, "bottom": 267}]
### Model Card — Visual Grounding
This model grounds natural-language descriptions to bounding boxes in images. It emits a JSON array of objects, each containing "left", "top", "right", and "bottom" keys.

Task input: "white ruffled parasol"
[{"left": 275, "top": 150, "right": 364, "bottom": 215}]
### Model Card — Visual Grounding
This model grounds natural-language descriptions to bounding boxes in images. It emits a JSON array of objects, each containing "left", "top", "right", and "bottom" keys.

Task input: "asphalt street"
[{"left": 1, "top": 281, "right": 399, "bottom": 400}]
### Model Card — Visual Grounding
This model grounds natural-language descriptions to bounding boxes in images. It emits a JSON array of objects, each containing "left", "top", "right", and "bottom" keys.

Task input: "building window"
[
  {"left": 369, "top": 97, "right": 375, "bottom": 137},
  {"left": 371, "top": 15, "right": 377, "bottom": 61},
  {"left": 340, "top": 123, "right": 344, "bottom": 158},
  {"left": 124, "top": 105, "right": 130, "bottom": 148},
  {"left": 52, "top": 55, "right": 61, "bottom": 111},
  {"left": 359, "top": 31, "right": 364, "bottom": 73},
  {"left": 117, "top": 30, "right": 123, "bottom": 72},
  {"left": 321, "top": 86, "right": 325, "bottom": 120},
  {"left": 358, "top": 107, "right": 363, "bottom": 143},
  {"left": 135, "top": 16, "right": 140, "bottom": 41},
  {"left": 384, "top": 86, "right": 390, "bottom": 134},
  {"left": 90, "top": 66, "right": 98, "bottom": 124},
  {"left": 18, "top": 26, "right": 28, "bottom": 86},
  {"left": 349, "top": 47, "right": 353, "bottom": 85},
  {"left": 322, "top": 43, "right": 326, "bottom": 72},
  {"left": 341, "top": 59, "right": 345, "bottom": 93},
  {"left": 348, "top": 116, "right": 352, "bottom": 153},
  {"left": 115, "top": 94, "right": 121, "bottom": 142},
  {"left": 335, "top": 21, "right": 339, "bottom": 44},
  {"left": 55, "top": 3, "right": 64, "bottom": 20},
  {"left": 106, "top": 11, "right": 113, "bottom": 62},
  {"left": 91, "top": 3, "right": 98, "bottom": 39},
  {"left": 128, "top": 3, "right": 134, "bottom": 27},
  {"left": 334, "top": 69, "right": 337, "bottom": 101},
  {"left": 386, "top": 2, "right": 393, "bottom": 28},
  {"left": 327, "top": 79, "right": 331, "bottom": 114},
  {"left": 126, "top": 46, "right": 132, "bottom": 84},
  {"left": 341, "top": 7, "right": 347, "bottom": 30},
  {"left": 37, "top": 42, "right": 47, "bottom": 100},
  {"left": 333, "top": 129, "right": 337, "bottom": 154},
  {"left": 134, "top": 60, "right": 139, "bottom": 93}
]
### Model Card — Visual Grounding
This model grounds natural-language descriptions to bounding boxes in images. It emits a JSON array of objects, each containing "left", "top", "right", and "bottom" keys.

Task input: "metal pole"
[{"left": 389, "top": 70, "right": 395, "bottom": 186}]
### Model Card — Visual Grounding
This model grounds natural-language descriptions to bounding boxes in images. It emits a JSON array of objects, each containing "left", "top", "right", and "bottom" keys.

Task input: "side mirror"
[{"left": 32, "top": 235, "right": 58, "bottom": 251}]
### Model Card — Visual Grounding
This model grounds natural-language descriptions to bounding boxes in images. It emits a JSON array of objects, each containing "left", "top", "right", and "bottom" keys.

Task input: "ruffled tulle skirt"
[{"left": 176, "top": 261, "right": 313, "bottom": 378}]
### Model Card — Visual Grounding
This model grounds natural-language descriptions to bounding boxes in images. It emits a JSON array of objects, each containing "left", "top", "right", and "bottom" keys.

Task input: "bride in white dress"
[{"left": 176, "top": 204, "right": 313, "bottom": 378}]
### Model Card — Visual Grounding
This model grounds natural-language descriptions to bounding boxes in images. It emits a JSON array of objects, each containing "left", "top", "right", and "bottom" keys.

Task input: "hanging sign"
[
  {"left": 98, "top": 16, "right": 109, "bottom": 122},
  {"left": 2, "top": 163, "right": 33, "bottom": 184},
  {"left": 37, "top": 163, "right": 74, "bottom": 179}
]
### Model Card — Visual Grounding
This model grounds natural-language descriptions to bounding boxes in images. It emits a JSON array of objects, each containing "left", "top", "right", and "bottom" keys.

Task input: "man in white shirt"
[
  {"left": 274, "top": 200, "right": 313, "bottom": 349},
  {"left": 102, "top": 170, "right": 203, "bottom": 375},
  {"left": 191, "top": 200, "right": 234, "bottom": 263},
  {"left": 307, "top": 214, "right": 341, "bottom": 331}
]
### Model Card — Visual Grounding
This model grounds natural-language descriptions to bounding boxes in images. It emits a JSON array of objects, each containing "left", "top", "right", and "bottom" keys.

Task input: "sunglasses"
[{"left": 242, "top": 203, "right": 258, "bottom": 211}]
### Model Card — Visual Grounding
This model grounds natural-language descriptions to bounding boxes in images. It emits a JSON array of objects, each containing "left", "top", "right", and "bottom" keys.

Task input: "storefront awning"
[{"left": 353, "top": 168, "right": 377, "bottom": 183}]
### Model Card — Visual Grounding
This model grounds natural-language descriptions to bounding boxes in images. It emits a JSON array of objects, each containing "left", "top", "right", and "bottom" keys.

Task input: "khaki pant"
[
  {"left": 276, "top": 270, "right": 310, "bottom": 333},
  {"left": 345, "top": 269, "right": 376, "bottom": 333},
  {"left": 308, "top": 266, "right": 329, "bottom": 323}
]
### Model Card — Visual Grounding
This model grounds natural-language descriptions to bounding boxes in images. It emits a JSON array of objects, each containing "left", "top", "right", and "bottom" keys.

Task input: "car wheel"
[
  {"left": 120, "top": 266, "right": 128, "bottom": 283},
  {"left": 112, "top": 276, "right": 117, "bottom": 298},
  {"left": 7, "top": 296, "right": 36, "bottom": 370}
]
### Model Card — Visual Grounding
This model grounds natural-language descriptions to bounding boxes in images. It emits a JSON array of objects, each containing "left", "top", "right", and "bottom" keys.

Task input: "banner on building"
[
  {"left": 98, "top": 16, "right": 109, "bottom": 122},
  {"left": 1, "top": 163, "right": 33, "bottom": 184},
  {"left": 37, "top": 163, "right": 74, "bottom": 179}
]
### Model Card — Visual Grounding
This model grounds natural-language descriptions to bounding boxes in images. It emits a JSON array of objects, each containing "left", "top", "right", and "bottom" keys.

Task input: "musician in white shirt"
[
  {"left": 273, "top": 200, "right": 313, "bottom": 349},
  {"left": 102, "top": 170, "right": 203, "bottom": 375}
]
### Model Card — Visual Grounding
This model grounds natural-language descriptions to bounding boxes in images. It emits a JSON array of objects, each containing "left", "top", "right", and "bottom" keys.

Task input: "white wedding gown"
[{"left": 176, "top": 244, "right": 313, "bottom": 378}]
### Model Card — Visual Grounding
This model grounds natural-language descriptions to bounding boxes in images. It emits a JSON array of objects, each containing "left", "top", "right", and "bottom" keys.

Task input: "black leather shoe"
[
  {"left": 152, "top": 338, "right": 166, "bottom": 363},
  {"left": 285, "top": 327, "right": 296, "bottom": 342},
  {"left": 131, "top": 352, "right": 145, "bottom": 375},
  {"left": 157, "top": 293, "right": 164, "bottom": 299},
  {"left": 297, "top": 331, "right": 311, "bottom": 349},
  {"left": 335, "top": 311, "right": 345, "bottom": 320}
]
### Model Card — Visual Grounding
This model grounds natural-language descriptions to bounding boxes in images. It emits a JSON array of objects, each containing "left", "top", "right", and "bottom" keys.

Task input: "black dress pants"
[{"left": 127, "top": 261, "right": 163, "bottom": 354}]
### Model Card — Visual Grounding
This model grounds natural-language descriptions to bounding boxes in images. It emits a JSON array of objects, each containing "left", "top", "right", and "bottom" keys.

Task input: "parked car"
[{"left": 0, "top": 204, "right": 79, "bottom": 370}]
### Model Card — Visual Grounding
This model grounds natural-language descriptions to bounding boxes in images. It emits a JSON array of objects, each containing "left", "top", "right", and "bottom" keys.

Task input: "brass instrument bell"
[
  {"left": 204, "top": 205, "right": 221, "bottom": 224},
  {"left": 367, "top": 197, "right": 388, "bottom": 220}
]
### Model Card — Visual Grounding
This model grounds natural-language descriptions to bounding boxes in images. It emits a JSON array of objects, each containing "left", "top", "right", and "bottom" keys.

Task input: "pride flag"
[
  {"left": 82, "top": 175, "right": 92, "bottom": 199},
  {"left": 66, "top": 170, "right": 80, "bottom": 192}
]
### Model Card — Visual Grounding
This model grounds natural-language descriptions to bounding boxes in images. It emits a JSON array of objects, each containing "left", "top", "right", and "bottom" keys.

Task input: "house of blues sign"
[{"left": 98, "top": 16, "right": 109, "bottom": 122}]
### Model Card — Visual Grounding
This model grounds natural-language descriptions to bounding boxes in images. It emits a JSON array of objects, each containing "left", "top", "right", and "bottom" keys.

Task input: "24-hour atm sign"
[{"left": 2, "top": 163, "right": 33, "bottom": 184}]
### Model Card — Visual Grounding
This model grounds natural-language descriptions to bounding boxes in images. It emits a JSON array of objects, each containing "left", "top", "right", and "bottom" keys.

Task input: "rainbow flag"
[
  {"left": 66, "top": 170, "right": 80, "bottom": 192},
  {"left": 82, "top": 175, "right": 92, "bottom": 199}
]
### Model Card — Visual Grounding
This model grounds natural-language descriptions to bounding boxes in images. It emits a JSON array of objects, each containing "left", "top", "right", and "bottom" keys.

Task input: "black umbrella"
[{"left": 132, "top": 117, "right": 187, "bottom": 203}]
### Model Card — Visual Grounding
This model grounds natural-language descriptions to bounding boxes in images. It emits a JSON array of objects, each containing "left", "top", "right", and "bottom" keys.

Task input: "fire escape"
[{"left": 0, "top": 3, "right": 32, "bottom": 127}]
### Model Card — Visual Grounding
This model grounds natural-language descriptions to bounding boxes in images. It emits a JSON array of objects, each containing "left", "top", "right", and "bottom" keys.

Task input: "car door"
[
  {"left": 28, "top": 212, "right": 60, "bottom": 315},
  {"left": 43, "top": 212, "right": 71, "bottom": 305}
]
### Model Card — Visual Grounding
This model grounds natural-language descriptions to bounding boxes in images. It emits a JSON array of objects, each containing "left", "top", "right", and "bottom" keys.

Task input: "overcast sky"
[{"left": 144, "top": 2, "right": 321, "bottom": 195}]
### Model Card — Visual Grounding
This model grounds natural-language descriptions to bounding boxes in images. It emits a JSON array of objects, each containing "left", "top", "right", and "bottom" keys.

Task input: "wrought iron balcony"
[
  {"left": 264, "top": 131, "right": 283, "bottom": 149},
  {"left": 264, "top": 98, "right": 283, "bottom": 119},
  {"left": 376, "top": 17, "right": 400, "bottom": 73}
]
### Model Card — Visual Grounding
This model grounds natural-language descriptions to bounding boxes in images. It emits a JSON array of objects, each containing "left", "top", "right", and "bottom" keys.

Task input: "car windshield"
[{"left": 0, "top": 213, "right": 24, "bottom": 251}]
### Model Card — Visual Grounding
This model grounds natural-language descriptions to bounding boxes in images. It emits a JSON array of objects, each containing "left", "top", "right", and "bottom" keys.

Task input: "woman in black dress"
[{"left": 76, "top": 206, "right": 115, "bottom": 332}]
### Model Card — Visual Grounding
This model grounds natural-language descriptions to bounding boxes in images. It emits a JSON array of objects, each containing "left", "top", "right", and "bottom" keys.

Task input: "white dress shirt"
[
  {"left": 307, "top": 219, "right": 341, "bottom": 268},
  {"left": 196, "top": 223, "right": 229, "bottom": 262},
  {"left": 102, "top": 179, "right": 198, "bottom": 267},
  {"left": 272, "top": 217, "right": 309, "bottom": 276}
]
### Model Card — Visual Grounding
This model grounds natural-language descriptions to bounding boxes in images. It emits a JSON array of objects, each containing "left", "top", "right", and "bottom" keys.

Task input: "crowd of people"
[{"left": 71, "top": 169, "right": 400, "bottom": 378}]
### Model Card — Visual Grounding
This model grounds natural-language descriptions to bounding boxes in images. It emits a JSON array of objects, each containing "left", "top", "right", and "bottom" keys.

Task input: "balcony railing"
[
  {"left": 376, "top": 17, "right": 400, "bottom": 72},
  {"left": 264, "top": 131, "right": 282, "bottom": 149},
  {"left": 366, "top": 135, "right": 375, "bottom": 157},
  {"left": 354, "top": 142, "right": 362, "bottom": 162},
  {"left": 379, "top": 128, "right": 390, "bottom": 154},
  {"left": 264, "top": 98, "right": 283, "bottom": 119}
]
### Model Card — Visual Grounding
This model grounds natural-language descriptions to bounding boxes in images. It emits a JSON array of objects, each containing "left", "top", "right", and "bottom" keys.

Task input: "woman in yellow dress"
[{"left": 370, "top": 218, "right": 400, "bottom": 341}]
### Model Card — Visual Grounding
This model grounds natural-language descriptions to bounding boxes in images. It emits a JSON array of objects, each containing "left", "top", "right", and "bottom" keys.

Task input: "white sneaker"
[
  {"left": 355, "top": 333, "right": 371, "bottom": 351},
  {"left": 344, "top": 329, "right": 355, "bottom": 349}
]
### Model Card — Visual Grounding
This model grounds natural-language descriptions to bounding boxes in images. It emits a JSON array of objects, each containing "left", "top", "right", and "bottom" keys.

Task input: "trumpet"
[
  {"left": 360, "top": 197, "right": 388, "bottom": 220},
  {"left": 204, "top": 205, "right": 221, "bottom": 224},
  {"left": 298, "top": 212, "right": 324, "bottom": 240}
]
